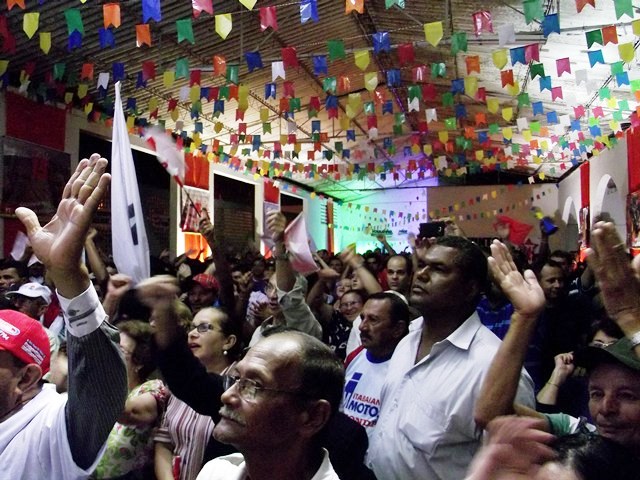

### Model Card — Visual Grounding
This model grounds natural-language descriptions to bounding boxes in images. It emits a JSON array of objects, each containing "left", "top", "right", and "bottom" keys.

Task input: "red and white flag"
[
  {"left": 285, "top": 213, "right": 319, "bottom": 275},
  {"left": 144, "top": 126, "right": 186, "bottom": 185}
]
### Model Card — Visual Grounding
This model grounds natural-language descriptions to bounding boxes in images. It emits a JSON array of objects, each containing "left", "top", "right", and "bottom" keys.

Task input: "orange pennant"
[
  {"left": 136, "top": 24, "right": 151, "bottom": 47},
  {"left": 103, "top": 3, "right": 121, "bottom": 28},
  {"left": 345, "top": 0, "right": 363, "bottom": 14},
  {"left": 7, "top": 0, "right": 25, "bottom": 10},
  {"left": 213, "top": 55, "right": 226, "bottom": 76}
]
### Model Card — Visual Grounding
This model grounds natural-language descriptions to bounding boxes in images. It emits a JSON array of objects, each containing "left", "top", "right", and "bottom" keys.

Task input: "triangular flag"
[
  {"left": 23, "top": 12, "right": 38, "bottom": 39},
  {"left": 239, "top": 0, "right": 257, "bottom": 10},
  {"left": 215, "top": 14, "right": 232, "bottom": 39},
  {"left": 619, "top": 42, "right": 635, "bottom": 62},
  {"left": 424, "top": 21, "right": 443, "bottom": 46},
  {"left": 39, "top": 31, "right": 51, "bottom": 54},
  {"left": 492, "top": 49, "right": 508, "bottom": 69},
  {"left": 354, "top": 50, "right": 370, "bottom": 71}
]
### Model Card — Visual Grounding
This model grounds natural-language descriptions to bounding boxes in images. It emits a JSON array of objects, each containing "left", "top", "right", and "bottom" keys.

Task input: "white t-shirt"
[
  {"left": 342, "top": 347, "right": 390, "bottom": 439},
  {"left": 197, "top": 449, "right": 339, "bottom": 480},
  {"left": 0, "top": 383, "right": 104, "bottom": 480}
]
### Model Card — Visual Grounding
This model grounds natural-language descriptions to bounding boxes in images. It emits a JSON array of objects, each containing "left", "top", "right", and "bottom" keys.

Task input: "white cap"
[{"left": 6, "top": 282, "right": 52, "bottom": 305}]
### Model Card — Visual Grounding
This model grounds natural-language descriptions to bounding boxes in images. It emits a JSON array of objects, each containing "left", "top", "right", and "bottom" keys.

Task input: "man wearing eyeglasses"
[
  {"left": 196, "top": 330, "right": 343, "bottom": 479},
  {"left": 139, "top": 278, "right": 376, "bottom": 480}
]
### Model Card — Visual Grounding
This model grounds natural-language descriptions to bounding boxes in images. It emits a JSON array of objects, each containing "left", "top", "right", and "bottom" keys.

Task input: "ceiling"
[{"left": 1, "top": 0, "right": 638, "bottom": 202}]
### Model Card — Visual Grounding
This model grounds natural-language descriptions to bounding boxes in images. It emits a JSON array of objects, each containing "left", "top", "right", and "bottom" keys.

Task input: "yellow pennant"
[
  {"left": 424, "top": 21, "right": 443, "bottom": 46},
  {"left": 633, "top": 19, "right": 640, "bottom": 36},
  {"left": 163, "top": 70, "right": 175, "bottom": 88},
  {"left": 148, "top": 97, "right": 158, "bottom": 112},
  {"left": 84, "top": 102, "right": 93, "bottom": 114},
  {"left": 340, "top": 115, "right": 351, "bottom": 130},
  {"left": 506, "top": 81, "right": 520, "bottom": 96},
  {"left": 23, "top": 12, "right": 39, "bottom": 39},
  {"left": 492, "top": 49, "right": 507, "bottom": 69},
  {"left": 354, "top": 50, "right": 370, "bottom": 71},
  {"left": 170, "top": 109, "right": 179, "bottom": 122},
  {"left": 464, "top": 76, "right": 478, "bottom": 97},
  {"left": 216, "top": 14, "right": 233, "bottom": 40},
  {"left": 348, "top": 92, "right": 362, "bottom": 110},
  {"left": 0, "top": 60, "right": 8, "bottom": 76},
  {"left": 215, "top": 122, "right": 223, "bottom": 133},
  {"left": 619, "top": 42, "right": 635, "bottom": 63},
  {"left": 423, "top": 144, "right": 432, "bottom": 155},
  {"left": 260, "top": 108, "right": 269, "bottom": 123},
  {"left": 238, "top": 85, "right": 249, "bottom": 110},
  {"left": 364, "top": 72, "right": 378, "bottom": 91},
  {"left": 64, "top": 92, "right": 73, "bottom": 104},
  {"left": 238, "top": 0, "right": 257, "bottom": 10},
  {"left": 346, "top": 104, "right": 358, "bottom": 119},
  {"left": 502, "top": 126, "right": 513, "bottom": 140},
  {"left": 522, "top": 130, "right": 532, "bottom": 141},
  {"left": 190, "top": 86, "right": 201, "bottom": 103},
  {"left": 192, "top": 132, "right": 202, "bottom": 149},
  {"left": 487, "top": 98, "right": 500, "bottom": 114},
  {"left": 39, "top": 32, "right": 51, "bottom": 54},
  {"left": 438, "top": 131, "right": 449, "bottom": 143},
  {"left": 126, "top": 115, "right": 135, "bottom": 131},
  {"left": 475, "top": 150, "right": 484, "bottom": 161},
  {"left": 77, "top": 83, "right": 88, "bottom": 99}
]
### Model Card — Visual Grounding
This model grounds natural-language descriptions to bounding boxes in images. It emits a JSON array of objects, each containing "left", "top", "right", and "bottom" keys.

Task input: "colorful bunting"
[
  {"left": 136, "top": 24, "right": 151, "bottom": 47},
  {"left": 103, "top": 3, "right": 121, "bottom": 28},
  {"left": 556, "top": 57, "right": 571, "bottom": 76},
  {"left": 472, "top": 11, "right": 493, "bottom": 36},
  {"left": 142, "top": 0, "right": 162, "bottom": 23},
  {"left": 215, "top": 14, "right": 232, "bottom": 39},
  {"left": 238, "top": 0, "right": 257, "bottom": 10},
  {"left": 176, "top": 18, "right": 194, "bottom": 44},
  {"left": 192, "top": 0, "right": 214, "bottom": 18},
  {"left": 23, "top": 12, "right": 39, "bottom": 39},
  {"left": 260, "top": 6, "right": 278, "bottom": 31},
  {"left": 424, "top": 22, "right": 443, "bottom": 46},
  {"left": 300, "top": 0, "right": 319, "bottom": 23}
]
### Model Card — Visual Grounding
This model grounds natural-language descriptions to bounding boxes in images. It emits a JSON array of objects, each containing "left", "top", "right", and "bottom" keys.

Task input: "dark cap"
[{"left": 574, "top": 337, "right": 640, "bottom": 373}]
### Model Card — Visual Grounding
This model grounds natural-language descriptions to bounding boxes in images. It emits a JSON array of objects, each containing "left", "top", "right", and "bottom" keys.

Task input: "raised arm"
[
  {"left": 199, "top": 210, "right": 235, "bottom": 312},
  {"left": 137, "top": 275, "right": 225, "bottom": 417},
  {"left": 16, "top": 154, "right": 127, "bottom": 469},
  {"left": 339, "top": 247, "right": 383, "bottom": 294},
  {"left": 474, "top": 240, "right": 545, "bottom": 430},
  {"left": 267, "top": 210, "right": 296, "bottom": 292},
  {"left": 587, "top": 221, "right": 640, "bottom": 356}
]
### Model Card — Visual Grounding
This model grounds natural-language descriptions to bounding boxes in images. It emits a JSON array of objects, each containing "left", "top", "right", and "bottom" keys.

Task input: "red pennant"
[
  {"left": 192, "top": 0, "right": 214, "bottom": 18},
  {"left": 81, "top": 63, "right": 94, "bottom": 80},
  {"left": 309, "top": 96, "right": 321, "bottom": 110},
  {"left": 601, "top": 25, "right": 618, "bottom": 45},
  {"left": 397, "top": 43, "right": 415, "bottom": 66},
  {"left": 575, "top": 0, "right": 595, "bottom": 12},
  {"left": 500, "top": 69, "right": 514, "bottom": 87},
  {"left": 422, "top": 83, "right": 438, "bottom": 101},
  {"left": 281, "top": 47, "right": 298, "bottom": 68},
  {"left": 213, "top": 55, "right": 226, "bottom": 76},
  {"left": 260, "top": 6, "right": 278, "bottom": 31},
  {"left": 142, "top": 61, "right": 156, "bottom": 81},
  {"left": 190, "top": 69, "right": 201, "bottom": 86},
  {"left": 283, "top": 81, "right": 295, "bottom": 97}
]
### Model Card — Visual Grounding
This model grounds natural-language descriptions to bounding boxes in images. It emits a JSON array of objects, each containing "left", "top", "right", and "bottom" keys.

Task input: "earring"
[{"left": 223, "top": 349, "right": 228, "bottom": 356}]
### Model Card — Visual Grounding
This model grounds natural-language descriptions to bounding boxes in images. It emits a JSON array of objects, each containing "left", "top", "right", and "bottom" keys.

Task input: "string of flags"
[{"left": 0, "top": 0, "right": 638, "bottom": 186}]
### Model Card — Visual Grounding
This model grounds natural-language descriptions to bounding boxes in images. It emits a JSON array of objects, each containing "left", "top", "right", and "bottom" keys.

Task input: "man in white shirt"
[
  {"left": 343, "top": 291, "right": 410, "bottom": 437},
  {"left": 197, "top": 329, "right": 343, "bottom": 480},
  {"left": 0, "top": 154, "right": 127, "bottom": 480},
  {"left": 368, "top": 236, "right": 535, "bottom": 480}
]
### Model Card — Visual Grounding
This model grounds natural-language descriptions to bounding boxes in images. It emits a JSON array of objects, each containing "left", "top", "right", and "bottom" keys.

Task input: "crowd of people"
[{"left": 1, "top": 153, "right": 640, "bottom": 480}]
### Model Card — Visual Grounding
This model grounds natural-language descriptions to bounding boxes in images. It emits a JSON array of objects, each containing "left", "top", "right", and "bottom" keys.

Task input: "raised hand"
[
  {"left": 488, "top": 240, "right": 545, "bottom": 318},
  {"left": 586, "top": 221, "right": 640, "bottom": 324},
  {"left": 15, "top": 154, "right": 110, "bottom": 297},
  {"left": 266, "top": 210, "right": 287, "bottom": 243}
]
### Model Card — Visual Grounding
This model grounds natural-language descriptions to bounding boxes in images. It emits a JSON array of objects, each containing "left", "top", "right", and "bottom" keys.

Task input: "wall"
[
  {"left": 558, "top": 137, "right": 629, "bottom": 244},
  {"left": 427, "top": 184, "right": 558, "bottom": 246}
]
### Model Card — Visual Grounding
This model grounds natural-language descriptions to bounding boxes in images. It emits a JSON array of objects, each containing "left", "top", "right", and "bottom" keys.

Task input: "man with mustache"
[
  {"left": 367, "top": 236, "right": 535, "bottom": 480},
  {"left": 342, "top": 291, "right": 410, "bottom": 438}
]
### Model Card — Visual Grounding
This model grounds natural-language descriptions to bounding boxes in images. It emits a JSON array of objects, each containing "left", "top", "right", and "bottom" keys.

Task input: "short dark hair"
[
  {"left": 550, "top": 250, "right": 574, "bottom": 264},
  {"left": 118, "top": 320, "right": 157, "bottom": 381},
  {"left": 435, "top": 236, "right": 488, "bottom": 293},
  {"left": 536, "top": 260, "right": 566, "bottom": 279},
  {"left": 366, "top": 292, "right": 410, "bottom": 330},
  {"left": 0, "top": 259, "right": 28, "bottom": 279},
  {"left": 386, "top": 254, "right": 413, "bottom": 277},
  {"left": 341, "top": 289, "right": 368, "bottom": 305},
  {"left": 589, "top": 316, "right": 624, "bottom": 343},
  {"left": 551, "top": 432, "right": 640, "bottom": 480}
]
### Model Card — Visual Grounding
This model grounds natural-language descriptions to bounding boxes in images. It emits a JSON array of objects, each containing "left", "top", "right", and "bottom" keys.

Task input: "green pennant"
[
  {"left": 585, "top": 29, "right": 603, "bottom": 48},
  {"left": 323, "top": 77, "right": 336, "bottom": 93},
  {"left": 176, "top": 18, "right": 195, "bottom": 44},
  {"left": 450, "top": 32, "right": 468, "bottom": 54},
  {"left": 407, "top": 84, "right": 421, "bottom": 100},
  {"left": 619, "top": 99, "right": 630, "bottom": 111},
  {"left": 53, "top": 63, "right": 66, "bottom": 80},
  {"left": 442, "top": 92, "right": 454, "bottom": 107},
  {"left": 394, "top": 113, "right": 405, "bottom": 125},
  {"left": 335, "top": 141, "right": 343, "bottom": 152},
  {"left": 431, "top": 62, "right": 446, "bottom": 77},
  {"left": 327, "top": 39, "right": 345, "bottom": 61},
  {"left": 226, "top": 65, "right": 239, "bottom": 84},
  {"left": 613, "top": 110, "right": 623, "bottom": 121},
  {"left": 530, "top": 121, "right": 540, "bottom": 134},
  {"left": 512, "top": 144, "right": 520, "bottom": 154},
  {"left": 489, "top": 123, "right": 500, "bottom": 134},
  {"left": 290, "top": 97, "right": 301, "bottom": 111},
  {"left": 364, "top": 102, "right": 375, "bottom": 115},
  {"left": 530, "top": 63, "right": 545, "bottom": 79},
  {"left": 518, "top": 92, "right": 530, "bottom": 107},
  {"left": 219, "top": 85, "right": 230, "bottom": 100},
  {"left": 615, "top": 0, "right": 634, "bottom": 19},
  {"left": 599, "top": 87, "right": 611, "bottom": 99},
  {"left": 385, "top": 0, "right": 405, "bottom": 8},
  {"left": 523, "top": 0, "right": 543, "bottom": 24},
  {"left": 610, "top": 61, "right": 624, "bottom": 75},
  {"left": 393, "top": 124, "right": 403, "bottom": 135},
  {"left": 176, "top": 58, "right": 189, "bottom": 78},
  {"left": 64, "top": 8, "right": 84, "bottom": 35},
  {"left": 445, "top": 117, "right": 456, "bottom": 130}
]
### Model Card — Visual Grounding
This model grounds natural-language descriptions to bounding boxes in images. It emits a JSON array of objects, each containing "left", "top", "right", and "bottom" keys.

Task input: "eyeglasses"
[
  {"left": 222, "top": 374, "right": 304, "bottom": 402},
  {"left": 190, "top": 323, "right": 219, "bottom": 334}
]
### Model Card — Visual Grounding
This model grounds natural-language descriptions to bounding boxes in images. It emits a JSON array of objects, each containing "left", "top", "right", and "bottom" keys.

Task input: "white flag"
[
  {"left": 111, "top": 81, "right": 150, "bottom": 285},
  {"left": 285, "top": 214, "right": 319, "bottom": 276}
]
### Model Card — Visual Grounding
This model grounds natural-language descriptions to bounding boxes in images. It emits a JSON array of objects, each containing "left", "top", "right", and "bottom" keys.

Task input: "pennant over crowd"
[{"left": 0, "top": 0, "right": 638, "bottom": 193}]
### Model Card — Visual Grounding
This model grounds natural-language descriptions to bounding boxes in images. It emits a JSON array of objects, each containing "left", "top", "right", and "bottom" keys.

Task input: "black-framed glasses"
[
  {"left": 190, "top": 323, "right": 218, "bottom": 334},
  {"left": 222, "top": 374, "right": 305, "bottom": 402}
]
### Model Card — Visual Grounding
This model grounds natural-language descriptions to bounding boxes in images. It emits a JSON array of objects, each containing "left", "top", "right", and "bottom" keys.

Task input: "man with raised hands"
[{"left": 0, "top": 154, "right": 127, "bottom": 479}]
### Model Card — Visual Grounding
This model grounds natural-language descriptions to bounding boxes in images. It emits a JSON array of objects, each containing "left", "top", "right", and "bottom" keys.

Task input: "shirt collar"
[{"left": 444, "top": 311, "right": 482, "bottom": 351}]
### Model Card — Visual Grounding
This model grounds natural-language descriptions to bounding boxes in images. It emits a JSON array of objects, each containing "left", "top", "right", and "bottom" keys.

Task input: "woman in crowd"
[
  {"left": 154, "top": 307, "right": 242, "bottom": 480},
  {"left": 92, "top": 320, "right": 169, "bottom": 480}
]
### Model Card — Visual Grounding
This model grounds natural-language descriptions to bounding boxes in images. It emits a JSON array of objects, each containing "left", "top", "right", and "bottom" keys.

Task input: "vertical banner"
[{"left": 111, "top": 81, "right": 150, "bottom": 284}]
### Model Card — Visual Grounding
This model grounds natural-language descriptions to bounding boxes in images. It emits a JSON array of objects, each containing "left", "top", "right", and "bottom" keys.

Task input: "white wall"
[{"left": 558, "top": 137, "right": 629, "bottom": 244}]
